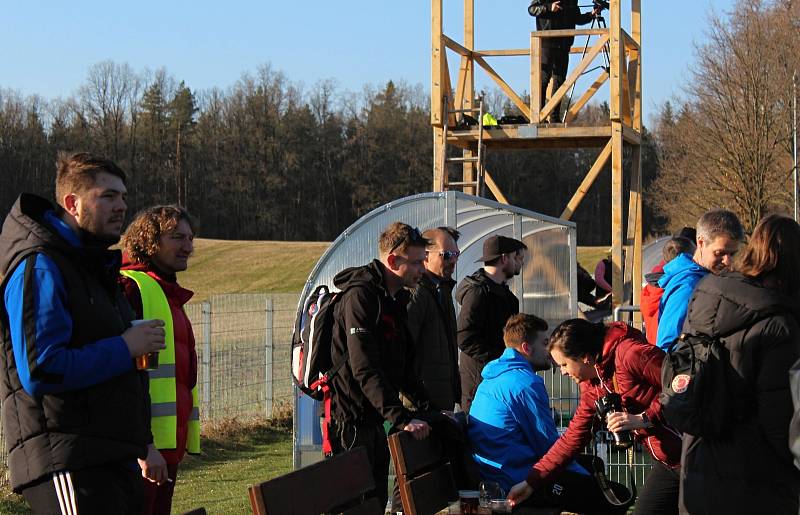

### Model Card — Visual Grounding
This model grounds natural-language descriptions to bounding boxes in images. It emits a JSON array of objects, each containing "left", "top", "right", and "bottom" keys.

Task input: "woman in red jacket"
[
  {"left": 120, "top": 205, "right": 199, "bottom": 515},
  {"left": 509, "top": 319, "right": 682, "bottom": 514}
]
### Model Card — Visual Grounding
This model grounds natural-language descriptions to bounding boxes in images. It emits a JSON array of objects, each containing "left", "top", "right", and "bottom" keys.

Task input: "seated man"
[{"left": 468, "top": 314, "right": 628, "bottom": 514}]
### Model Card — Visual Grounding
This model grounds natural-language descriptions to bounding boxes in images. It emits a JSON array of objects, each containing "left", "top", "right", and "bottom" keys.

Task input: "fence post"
[
  {"left": 265, "top": 297, "right": 274, "bottom": 419},
  {"left": 202, "top": 301, "right": 212, "bottom": 420}
]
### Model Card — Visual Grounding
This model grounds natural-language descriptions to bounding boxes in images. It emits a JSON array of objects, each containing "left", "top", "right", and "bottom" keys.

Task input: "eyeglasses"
[
  {"left": 428, "top": 250, "right": 460, "bottom": 261},
  {"left": 390, "top": 227, "right": 425, "bottom": 254}
]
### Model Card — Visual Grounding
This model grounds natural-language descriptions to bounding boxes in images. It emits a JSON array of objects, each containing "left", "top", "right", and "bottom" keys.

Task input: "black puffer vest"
[{"left": 0, "top": 194, "right": 149, "bottom": 491}]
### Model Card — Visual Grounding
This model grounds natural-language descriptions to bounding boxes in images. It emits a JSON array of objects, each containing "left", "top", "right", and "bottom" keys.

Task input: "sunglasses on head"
[{"left": 390, "top": 227, "right": 425, "bottom": 254}]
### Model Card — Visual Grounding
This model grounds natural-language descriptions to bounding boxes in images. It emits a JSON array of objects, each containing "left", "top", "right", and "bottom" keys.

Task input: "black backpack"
[
  {"left": 291, "top": 285, "right": 345, "bottom": 400},
  {"left": 659, "top": 333, "right": 732, "bottom": 437}
]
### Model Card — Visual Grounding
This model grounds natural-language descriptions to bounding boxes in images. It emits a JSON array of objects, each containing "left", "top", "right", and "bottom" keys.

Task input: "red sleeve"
[
  {"left": 119, "top": 276, "right": 144, "bottom": 319},
  {"left": 623, "top": 340, "right": 667, "bottom": 428},
  {"left": 526, "top": 382, "right": 599, "bottom": 488}
]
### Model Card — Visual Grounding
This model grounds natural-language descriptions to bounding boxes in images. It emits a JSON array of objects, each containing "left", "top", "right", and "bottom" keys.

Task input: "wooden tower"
[{"left": 431, "top": 0, "right": 643, "bottom": 308}]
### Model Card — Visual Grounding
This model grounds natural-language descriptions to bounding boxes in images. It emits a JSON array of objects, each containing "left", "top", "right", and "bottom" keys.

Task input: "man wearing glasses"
[
  {"left": 456, "top": 235, "right": 527, "bottom": 415},
  {"left": 405, "top": 227, "right": 462, "bottom": 412},
  {"left": 328, "top": 222, "right": 433, "bottom": 510}
]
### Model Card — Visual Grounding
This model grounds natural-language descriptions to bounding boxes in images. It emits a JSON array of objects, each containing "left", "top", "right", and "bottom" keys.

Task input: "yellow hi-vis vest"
[
  {"left": 482, "top": 112, "right": 498, "bottom": 126},
  {"left": 120, "top": 270, "right": 200, "bottom": 454}
]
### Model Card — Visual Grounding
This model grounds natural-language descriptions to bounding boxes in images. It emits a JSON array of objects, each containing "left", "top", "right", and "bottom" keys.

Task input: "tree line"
[{"left": 1, "top": 0, "right": 796, "bottom": 243}]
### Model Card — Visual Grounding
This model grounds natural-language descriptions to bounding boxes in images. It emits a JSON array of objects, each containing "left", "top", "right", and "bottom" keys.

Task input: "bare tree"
[{"left": 651, "top": 0, "right": 798, "bottom": 232}]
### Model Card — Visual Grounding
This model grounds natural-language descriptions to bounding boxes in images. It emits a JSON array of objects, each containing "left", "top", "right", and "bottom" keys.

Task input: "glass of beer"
[
  {"left": 489, "top": 499, "right": 512, "bottom": 514},
  {"left": 458, "top": 490, "right": 480, "bottom": 515},
  {"left": 131, "top": 319, "right": 160, "bottom": 371}
]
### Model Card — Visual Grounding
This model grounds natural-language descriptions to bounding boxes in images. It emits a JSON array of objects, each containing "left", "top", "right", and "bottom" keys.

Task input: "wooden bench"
[
  {"left": 388, "top": 430, "right": 459, "bottom": 515},
  {"left": 248, "top": 447, "right": 382, "bottom": 515}
]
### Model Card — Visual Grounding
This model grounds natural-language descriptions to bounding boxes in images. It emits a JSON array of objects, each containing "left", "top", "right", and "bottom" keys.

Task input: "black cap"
[{"left": 476, "top": 235, "right": 527, "bottom": 263}]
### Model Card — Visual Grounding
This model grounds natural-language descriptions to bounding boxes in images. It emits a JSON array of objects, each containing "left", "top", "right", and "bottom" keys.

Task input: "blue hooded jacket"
[
  {"left": 467, "top": 347, "right": 586, "bottom": 492},
  {"left": 656, "top": 253, "right": 709, "bottom": 351}
]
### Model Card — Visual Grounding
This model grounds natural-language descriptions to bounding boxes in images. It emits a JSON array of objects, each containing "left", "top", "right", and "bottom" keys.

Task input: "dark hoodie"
[
  {"left": 0, "top": 193, "right": 149, "bottom": 491},
  {"left": 329, "top": 260, "right": 430, "bottom": 427},
  {"left": 679, "top": 273, "right": 800, "bottom": 515},
  {"left": 455, "top": 268, "right": 519, "bottom": 414}
]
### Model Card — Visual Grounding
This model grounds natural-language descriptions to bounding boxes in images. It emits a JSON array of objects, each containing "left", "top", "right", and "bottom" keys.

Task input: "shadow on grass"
[{"left": 179, "top": 416, "right": 292, "bottom": 473}]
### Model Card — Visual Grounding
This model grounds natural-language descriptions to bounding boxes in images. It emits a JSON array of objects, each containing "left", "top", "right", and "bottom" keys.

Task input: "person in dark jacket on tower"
[
  {"left": 528, "top": 0, "right": 600, "bottom": 123},
  {"left": 0, "top": 152, "right": 165, "bottom": 514},
  {"left": 405, "top": 227, "right": 461, "bottom": 412},
  {"left": 456, "top": 235, "right": 526, "bottom": 415},
  {"left": 329, "top": 222, "right": 433, "bottom": 510},
  {"left": 679, "top": 214, "right": 800, "bottom": 514}
]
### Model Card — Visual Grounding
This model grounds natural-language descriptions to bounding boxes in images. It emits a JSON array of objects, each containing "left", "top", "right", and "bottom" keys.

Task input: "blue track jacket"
[
  {"left": 3, "top": 211, "right": 133, "bottom": 397},
  {"left": 656, "top": 253, "right": 709, "bottom": 351},
  {"left": 468, "top": 348, "right": 586, "bottom": 493}
]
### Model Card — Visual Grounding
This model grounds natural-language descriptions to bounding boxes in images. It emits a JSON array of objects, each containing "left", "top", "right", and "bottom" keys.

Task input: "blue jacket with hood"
[
  {"left": 467, "top": 347, "right": 585, "bottom": 492},
  {"left": 656, "top": 253, "right": 709, "bottom": 351}
]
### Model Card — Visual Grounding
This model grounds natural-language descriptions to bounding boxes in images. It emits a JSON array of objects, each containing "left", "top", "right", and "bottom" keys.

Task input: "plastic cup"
[{"left": 131, "top": 319, "right": 160, "bottom": 371}]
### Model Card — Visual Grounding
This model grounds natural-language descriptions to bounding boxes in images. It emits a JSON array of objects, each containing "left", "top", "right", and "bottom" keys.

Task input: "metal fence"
[{"left": 186, "top": 293, "right": 300, "bottom": 421}]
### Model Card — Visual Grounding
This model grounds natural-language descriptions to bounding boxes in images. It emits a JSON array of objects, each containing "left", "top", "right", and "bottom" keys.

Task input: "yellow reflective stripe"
[{"left": 187, "top": 386, "right": 200, "bottom": 453}]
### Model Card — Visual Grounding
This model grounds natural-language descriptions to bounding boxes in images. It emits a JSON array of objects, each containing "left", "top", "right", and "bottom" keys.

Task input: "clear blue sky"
[{"left": 3, "top": 0, "right": 735, "bottom": 125}]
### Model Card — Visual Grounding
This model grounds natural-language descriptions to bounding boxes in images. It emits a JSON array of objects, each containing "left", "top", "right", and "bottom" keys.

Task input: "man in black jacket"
[
  {"left": 406, "top": 227, "right": 461, "bottom": 412},
  {"left": 0, "top": 152, "right": 165, "bottom": 514},
  {"left": 329, "top": 222, "right": 433, "bottom": 510},
  {"left": 529, "top": 0, "right": 600, "bottom": 123},
  {"left": 456, "top": 235, "right": 527, "bottom": 415}
]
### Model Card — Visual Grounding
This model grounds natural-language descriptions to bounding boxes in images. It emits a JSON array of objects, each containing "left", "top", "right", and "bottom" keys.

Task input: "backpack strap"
[{"left": 313, "top": 282, "right": 382, "bottom": 457}]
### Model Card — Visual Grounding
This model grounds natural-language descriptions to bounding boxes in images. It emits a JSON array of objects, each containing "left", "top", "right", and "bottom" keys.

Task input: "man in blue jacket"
[
  {"left": 0, "top": 152, "right": 166, "bottom": 514},
  {"left": 468, "top": 314, "right": 627, "bottom": 513},
  {"left": 656, "top": 209, "right": 744, "bottom": 351}
]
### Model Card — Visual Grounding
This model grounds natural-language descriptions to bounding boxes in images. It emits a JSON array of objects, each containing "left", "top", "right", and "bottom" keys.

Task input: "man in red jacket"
[{"left": 120, "top": 205, "right": 199, "bottom": 515}]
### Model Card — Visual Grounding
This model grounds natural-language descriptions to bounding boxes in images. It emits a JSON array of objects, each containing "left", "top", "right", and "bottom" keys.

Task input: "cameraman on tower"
[{"left": 528, "top": 0, "right": 602, "bottom": 123}]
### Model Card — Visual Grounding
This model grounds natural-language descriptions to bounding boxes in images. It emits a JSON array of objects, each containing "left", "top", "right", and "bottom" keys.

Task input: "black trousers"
[
  {"left": 459, "top": 354, "right": 486, "bottom": 416},
  {"left": 540, "top": 46, "right": 570, "bottom": 123},
  {"left": 21, "top": 462, "right": 144, "bottom": 515},
  {"left": 331, "top": 421, "right": 390, "bottom": 511},
  {"left": 633, "top": 461, "right": 679, "bottom": 515},
  {"left": 520, "top": 470, "right": 631, "bottom": 515}
]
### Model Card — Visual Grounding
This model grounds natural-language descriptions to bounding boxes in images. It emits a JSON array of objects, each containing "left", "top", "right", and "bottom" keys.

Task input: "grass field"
[
  {"left": 0, "top": 420, "right": 293, "bottom": 514},
  {"left": 180, "top": 239, "right": 330, "bottom": 301},
  {"left": 181, "top": 239, "right": 606, "bottom": 302}
]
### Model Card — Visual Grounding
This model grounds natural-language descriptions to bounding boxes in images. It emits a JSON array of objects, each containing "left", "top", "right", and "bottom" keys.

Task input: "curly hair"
[{"left": 122, "top": 205, "right": 197, "bottom": 264}]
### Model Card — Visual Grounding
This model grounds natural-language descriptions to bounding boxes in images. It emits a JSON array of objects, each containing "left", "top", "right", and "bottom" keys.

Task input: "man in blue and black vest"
[{"left": 0, "top": 152, "right": 166, "bottom": 514}]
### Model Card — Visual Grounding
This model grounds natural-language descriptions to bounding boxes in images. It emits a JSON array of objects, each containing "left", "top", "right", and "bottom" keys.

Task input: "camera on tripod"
[{"left": 595, "top": 393, "right": 634, "bottom": 450}]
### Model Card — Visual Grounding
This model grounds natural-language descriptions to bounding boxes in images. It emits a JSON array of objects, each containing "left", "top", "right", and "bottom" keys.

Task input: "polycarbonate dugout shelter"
[{"left": 293, "top": 191, "right": 578, "bottom": 468}]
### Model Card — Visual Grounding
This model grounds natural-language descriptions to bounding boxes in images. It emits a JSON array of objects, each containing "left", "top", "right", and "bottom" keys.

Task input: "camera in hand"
[
  {"left": 593, "top": 0, "right": 610, "bottom": 10},
  {"left": 595, "top": 393, "right": 634, "bottom": 450}
]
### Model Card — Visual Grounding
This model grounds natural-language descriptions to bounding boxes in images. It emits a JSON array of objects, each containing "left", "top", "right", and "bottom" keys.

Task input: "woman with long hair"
[
  {"left": 678, "top": 214, "right": 800, "bottom": 514},
  {"left": 508, "top": 318, "right": 682, "bottom": 514}
]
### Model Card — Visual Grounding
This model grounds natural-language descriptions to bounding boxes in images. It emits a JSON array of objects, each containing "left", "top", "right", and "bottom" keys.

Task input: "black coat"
[
  {"left": 0, "top": 194, "right": 150, "bottom": 491},
  {"left": 679, "top": 272, "right": 800, "bottom": 514},
  {"left": 329, "top": 260, "right": 430, "bottom": 428},
  {"left": 455, "top": 269, "right": 519, "bottom": 414},
  {"left": 528, "top": 0, "right": 595, "bottom": 49}
]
